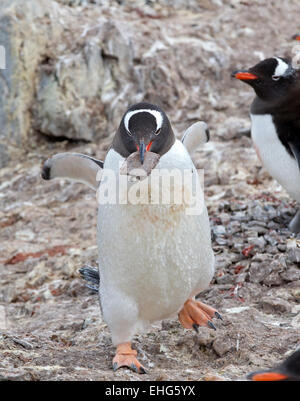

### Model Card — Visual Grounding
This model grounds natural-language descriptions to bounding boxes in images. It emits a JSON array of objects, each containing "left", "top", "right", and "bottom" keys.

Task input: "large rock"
[
  {"left": 0, "top": 0, "right": 230, "bottom": 167},
  {"left": 4, "top": 0, "right": 283, "bottom": 168}
]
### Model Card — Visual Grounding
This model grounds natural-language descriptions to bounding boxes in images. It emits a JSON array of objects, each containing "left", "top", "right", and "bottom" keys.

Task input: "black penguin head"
[
  {"left": 232, "top": 57, "right": 296, "bottom": 101},
  {"left": 114, "top": 102, "right": 175, "bottom": 164}
]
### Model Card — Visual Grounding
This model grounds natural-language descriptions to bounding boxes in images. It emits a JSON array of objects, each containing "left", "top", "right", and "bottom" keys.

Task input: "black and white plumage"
[
  {"left": 232, "top": 57, "right": 300, "bottom": 232},
  {"left": 97, "top": 103, "right": 215, "bottom": 342},
  {"left": 42, "top": 102, "right": 219, "bottom": 374}
]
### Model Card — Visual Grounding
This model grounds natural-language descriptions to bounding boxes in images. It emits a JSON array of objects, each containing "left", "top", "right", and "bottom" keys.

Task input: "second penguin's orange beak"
[{"left": 232, "top": 70, "right": 258, "bottom": 81}]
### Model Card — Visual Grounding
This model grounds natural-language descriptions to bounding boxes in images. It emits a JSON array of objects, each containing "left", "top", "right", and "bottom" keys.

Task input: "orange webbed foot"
[
  {"left": 112, "top": 342, "right": 147, "bottom": 374},
  {"left": 178, "top": 299, "right": 222, "bottom": 332}
]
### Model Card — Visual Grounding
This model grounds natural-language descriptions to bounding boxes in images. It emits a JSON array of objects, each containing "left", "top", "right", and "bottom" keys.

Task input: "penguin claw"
[
  {"left": 207, "top": 321, "right": 217, "bottom": 331},
  {"left": 178, "top": 299, "right": 222, "bottom": 332},
  {"left": 192, "top": 323, "right": 199, "bottom": 333},
  {"left": 112, "top": 360, "right": 147, "bottom": 374},
  {"left": 112, "top": 343, "right": 147, "bottom": 374},
  {"left": 215, "top": 311, "right": 223, "bottom": 321}
]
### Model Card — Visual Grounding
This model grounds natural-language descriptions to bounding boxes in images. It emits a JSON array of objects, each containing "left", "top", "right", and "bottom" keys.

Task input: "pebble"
[
  {"left": 287, "top": 248, "right": 300, "bottom": 263},
  {"left": 248, "top": 262, "right": 273, "bottom": 284},
  {"left": 259, "top": 297, "right": 292, "bottom": 314},
  {"left": 291, "top": 288, "right": 300, "bottom": 301},
  {"left": 264, "top": 235, "right": 278, "bottom": 246},
  {"left": 281, "top": 268, "right": 300, "bottom": 283},
  {"left": 212, "top": 336, "right": 233, "bottom": 357},
  {"left": 213, "top": 225, "right": 226, "bottom": 236},
  {"left": 216, "top": 274, "right": 233, "bottom": 285}
]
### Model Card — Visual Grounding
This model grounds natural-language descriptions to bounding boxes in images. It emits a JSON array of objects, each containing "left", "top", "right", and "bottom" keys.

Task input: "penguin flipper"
[
  {"left": 41, "top": 153, "right": 103, "bottom": 190},
  {"left": 181, "top": 121, "right": 210, "bottom": 155},
  {"left": 79, "top": 265, "right": 99, "bottom": 293},
  {"left": 288, "top": 141, "right": 300, "bottom": 171},
  {"left": 289, "top": 209, "right": 300, "bottom": 234}
]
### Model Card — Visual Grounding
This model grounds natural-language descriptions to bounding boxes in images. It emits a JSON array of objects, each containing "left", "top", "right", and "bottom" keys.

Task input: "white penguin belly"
[
  {"left": 98, "top": 141, "right": 214, "bottom": 327},
  {"left": 251, "top": 114, "right": 300, "bottom": 202}
]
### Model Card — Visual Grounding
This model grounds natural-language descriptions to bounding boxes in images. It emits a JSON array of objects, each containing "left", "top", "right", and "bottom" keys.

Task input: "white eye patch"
[
  {"left": 273, "top": 57, "right": 289, "bottom": 77},
  {"left": 124, "top": 109, "right": 163, "bottom": 133}
]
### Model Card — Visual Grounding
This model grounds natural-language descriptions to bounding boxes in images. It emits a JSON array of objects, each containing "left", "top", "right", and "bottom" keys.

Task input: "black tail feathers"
[{"left": 79, "top": 265, "right": 99, "bottom": 293}]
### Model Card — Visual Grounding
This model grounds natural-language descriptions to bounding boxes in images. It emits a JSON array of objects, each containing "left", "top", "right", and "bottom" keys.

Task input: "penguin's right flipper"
[
  {"left": 289, "top": 209, "right": 300, "bottom": 234},
  {"left": 79, "top": 265, "right": 99, "bottom": 293},
  {"left": 181, "top": 121, "right": 210, "bottom": 156},
  {"left": 41, "top": 153, "right": 103, "bottom": 190}
]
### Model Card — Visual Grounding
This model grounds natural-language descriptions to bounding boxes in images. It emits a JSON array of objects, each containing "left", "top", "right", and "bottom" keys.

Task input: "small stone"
[
  {"left": 212, "top": 336, "right": 233, "bottom": 357},
  {"left": 215, "top": 237, "right": 228, "bottom": 246},
  {"left": 120, "top": 151, "right": 160, "bottom": 177},
  {"left": 12, "top": 337, "right": 34, "bottom": 350},
  {"left": 250, "top": 237, "right": 266, "bottom": 249},
  {"left": 287, "top": 248, "right": 300, "bottom": 263},
  {"left": 216, "top": 274, "right": 233, "bottom": 285},
  {"left": 280, "top": 268, "right": 300, "bottom": 283},
  {"left": 249, "top": 262, "right": 273, "bottom": 284},
  {"left": 213, "top": 225, "right": 226, "bottom": 236},
  {"left": 263, "top": 272, "right": 283, "bottom": 287},
  {"left": 202, "top": 374, "right": 226, "bottom": 381},
  {"left": 291, "top": 288, "right": 300, "bottom": 301},
  {"left": 249, "top": 226, "right": 268, "bottom": 235},
  {"left": 193, "top": 328, "right": 215, "bottom": 347},
  {"left": 278, "top": 244, "right": 287, "bottom": 252},
  {"left": 232, "top": 212, "right": 248, "bottom": 222},
  {"left": 259, "top": 297, "right": 292, "bottom": 314},
  {"left": 264, "top": 234, "right": 278, "bottom": 246}
]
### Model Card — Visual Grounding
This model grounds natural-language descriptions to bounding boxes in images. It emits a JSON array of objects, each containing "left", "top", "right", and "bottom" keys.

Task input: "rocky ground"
[{"left": 1, "top": 0, "right": 300, "bottom": 382}]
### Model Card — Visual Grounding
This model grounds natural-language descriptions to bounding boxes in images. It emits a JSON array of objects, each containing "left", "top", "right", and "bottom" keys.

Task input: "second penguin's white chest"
[{"left": 251, "top": 113, "right": 300, "bottom": 202}]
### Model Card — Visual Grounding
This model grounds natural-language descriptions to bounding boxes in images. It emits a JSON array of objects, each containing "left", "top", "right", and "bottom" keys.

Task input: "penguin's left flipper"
[
  {"left": 181, "top": 121, "right": 210, "bottom": 156},
  {"left": 178, "top": 299, "right": 222, "bottom": 332},
  {"left": 41, "top": 153, "right": 103, "bottom": 191}
]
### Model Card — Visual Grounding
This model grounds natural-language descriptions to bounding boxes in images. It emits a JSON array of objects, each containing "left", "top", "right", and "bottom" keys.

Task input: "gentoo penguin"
[
  {"left": 42, "top": 102, "right": 220, "bottom": 374},
  {"left": 247, "top": 348, "right": 300, "bottom": 381},
  {"left": 232, "top": 57, "right": 300, "bottom": 233}
]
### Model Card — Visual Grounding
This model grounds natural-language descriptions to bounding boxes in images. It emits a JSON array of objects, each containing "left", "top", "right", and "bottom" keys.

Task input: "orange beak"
[
  {"left": 292, "top": 34, "right": 300, "bottom": 41},
  {"left": 233, "top": 71, "right": 258, "bottom": 81},
  {"left": 249, "top": 372, "right": 288, "bottom": 381}
]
